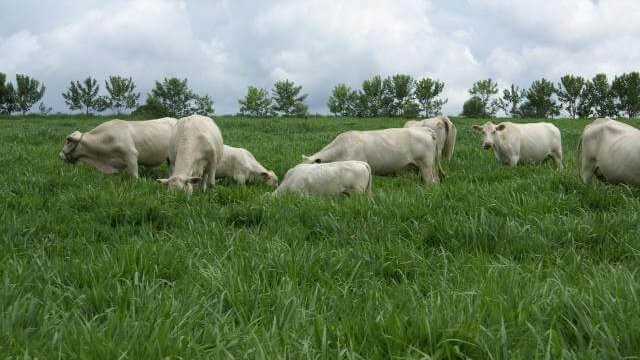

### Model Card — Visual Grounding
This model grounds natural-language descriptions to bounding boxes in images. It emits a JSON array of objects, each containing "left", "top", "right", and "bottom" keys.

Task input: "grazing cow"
[
  {"left": 272, "top": 160, "right": 372, "bottom": 196},
  {"left": 59, "top": 117, "right": 178, "bottom": 178},
  {"left": 404, "top": 115, "right": 457, "bottom": 160},
  {"left": 302, "top": 128, "right": 443, "bottom": 184},
  {"left": 157, "top": 115, "right": 224, "bottom": 193},
  {"left": 472, "top": 121, "right": 563, "bottom": 169},
  {"left": 579, "top": 117, "right": 640, "bottom": 185},
  {"left": 216, "top": 145, "right": 278, "bottom": 186}
]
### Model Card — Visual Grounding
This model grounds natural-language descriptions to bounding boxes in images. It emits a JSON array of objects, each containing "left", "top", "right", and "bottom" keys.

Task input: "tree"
[
  {"left": 611, "top": 72, "right": 640, "bottom": 118},
  {"left": 414, "top": 78, "right": 447, "bottom": 117},
  {"left": 496, "top": 84, "right": 525, "bottom": 118},
  {"left": 0, "top": 72, "right": 15, "bottom": 115},
  {"left": 327, "top": 83, "right": 357, "bottom": 116},
  {"left": 62, "top": 77, "right": 103, "bottom": 115},
  {"left": 192, "top": 94, "right": 215, "bottom": 116},
  {"left": 469, "top": 79, "right": 499, "bottom": 117},
  {"left": 14, "top": 74, "right": 45, "bottom": 115},
  {"left": 389, "top": 74, "right": 415, "bottom": 116},
  {"left": 148, "top": 77, "right": 194, "bottom": 118},
  {"left": 271, "top": 79, "right": 308, "bottom": 117},
  {"left": 38, "top": 102, "right": 52, "bottom": 116},
  {"left": 520, "top": 78, "right": 560, "bottom": 118},
  {"left": 238, "top": 86, "right": 272, "bottom": 116},
  {"left": 556, "top": 75, "right": 586, "bottom": 118},
  {"left": 104, "top": 76, "right": 140, "bottom": 114},
  {"left": 402, "top": 102, "right": 420, "bottom": 119},
  {"left": 461, "top": 96, "right": 485, "bottom": 118},
  {"left": 584, "top": 74, "right": 617, "bottom": 118},
  {"left": 356, "top": 75, "right": 384, "bottom": 117},
  {"left": 131, "top": 97, "right": 168, "bottom": 118}
]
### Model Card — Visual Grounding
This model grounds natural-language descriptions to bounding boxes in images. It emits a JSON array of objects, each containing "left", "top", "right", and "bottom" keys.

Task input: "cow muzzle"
[
  {"left": 59, "top": 151, "right": 77, "bottom": 164},
  {"left": 483, "top": 143, "right": 493, "bottom": 150}
]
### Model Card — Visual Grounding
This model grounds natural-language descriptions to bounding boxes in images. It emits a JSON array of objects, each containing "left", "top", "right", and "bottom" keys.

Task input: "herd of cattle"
[{"left": 58, "top": 114, "right": 640, "bottom": 195}]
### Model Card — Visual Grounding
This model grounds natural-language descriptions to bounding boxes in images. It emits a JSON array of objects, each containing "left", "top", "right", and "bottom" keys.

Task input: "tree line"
[{"left": 0, "top": 71, "right": 639, "bottom": 118}]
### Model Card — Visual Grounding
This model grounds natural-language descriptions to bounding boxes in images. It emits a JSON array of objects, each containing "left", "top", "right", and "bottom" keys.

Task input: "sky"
[{"left": 1, "top": 0, "right": 639, "bottom": 116}]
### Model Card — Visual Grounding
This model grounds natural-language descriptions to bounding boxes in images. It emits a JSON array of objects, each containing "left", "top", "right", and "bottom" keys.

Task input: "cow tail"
[
  {"left": 366, "top": 162, "right": 373, "bottom": 196},
  {"left": 576, "top": 133, "right": 583, "bottom": 177},
  {"left": 435, "top": 142, "right": 446, "bottom": 182},
  {"left": 442, "top": 116, "right": 456, "bottom": 161}
]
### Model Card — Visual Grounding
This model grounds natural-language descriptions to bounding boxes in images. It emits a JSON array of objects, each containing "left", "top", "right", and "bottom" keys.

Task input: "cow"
[
  {"left": 59, "top": 117, "right": 178, "bottom": 178},
  {"left": 156, "top": 115, "right": 224, "bottom": 193},
  {"left": 216, "top": 145, "right": 278, "bottom": 186},
  {"left": 301, "top": 128, "right": 443, "bottom": 184},
  {"left": 579, "top": 117, "right": 640, "bottom": 185},
  {"left": 272, "top": 160, "right": 372, "bottom": 196},
  {"left": 404, "top": 115, "right": 457, "bottom": 160},
  {"left": 472, "top": 121, "right": 563, "bottom": 169}
]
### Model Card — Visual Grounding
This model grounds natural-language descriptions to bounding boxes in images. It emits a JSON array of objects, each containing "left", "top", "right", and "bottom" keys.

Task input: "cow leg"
[
  {"left": 167, "top": 158, "right": 174, "bottom": 176},
  {"left": 551, "top": 149, "right": 563, "bottom": 170},
  {"left": 580, "top": 157, "right": 597, "bottom": 184},
  {"left": 205, "top": 163, "right": 216, "bottom": 189},
  {"left": 507, "top": 154, "right": 519, "bottom": 167},
  {"left": 417, "top": 160, "right": 438, "bottom": 184},
  {"left": 124, "top": 153, "right": 139, "bottom": 179}
]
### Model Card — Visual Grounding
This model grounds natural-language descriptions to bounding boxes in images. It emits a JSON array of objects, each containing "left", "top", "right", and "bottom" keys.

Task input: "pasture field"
[{"left": 2, "top": 115, "right": 640, "bottom": 359}]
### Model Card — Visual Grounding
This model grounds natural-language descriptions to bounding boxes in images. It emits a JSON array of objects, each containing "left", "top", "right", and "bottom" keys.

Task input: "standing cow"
[
  {"left": 579, "top": 117, "right": 640, "bottom": 185},
  {"left": 216, "top": 145, "right": 278, "bottom": 186},
  {"left": 404, "top": 115, "right": 457, "bottom": 160},
  {"left": 272, "top": 160, "right": 372, "bottom": 196},
  {"left": 59, "top": 117, "right": 178, "bottom": 178},
  {"left": 472, "top": 121, "right": 563, "bottom": 169},
  {"left": 157, "top": 115, "right": 224, "bottom": 193}
]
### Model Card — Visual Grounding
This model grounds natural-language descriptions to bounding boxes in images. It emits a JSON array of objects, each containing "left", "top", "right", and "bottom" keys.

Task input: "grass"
[{"left": 1, "top": 115, "right": 640, "bottom": 359}]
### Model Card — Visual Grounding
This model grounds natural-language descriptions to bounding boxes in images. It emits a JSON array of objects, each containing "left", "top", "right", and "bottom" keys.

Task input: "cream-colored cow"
[
  {"left": 272, "top": 160, "right": 372, "bottom": 196},
  {"left": 216, "top": 145, "right": 278, "bottom": 186},
  {"left": 404, "top": 115, "right": 457, "bottom": 160}
]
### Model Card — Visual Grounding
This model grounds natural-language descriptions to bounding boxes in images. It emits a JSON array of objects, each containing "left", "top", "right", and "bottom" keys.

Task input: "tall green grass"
[{"left": 1, "top": 115, "right": 640, "bottom": 359}]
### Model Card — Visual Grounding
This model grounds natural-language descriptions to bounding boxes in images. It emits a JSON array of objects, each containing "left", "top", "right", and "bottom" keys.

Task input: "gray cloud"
[{"left": 0, "top": 0, "right": 639, "bottom": 115}]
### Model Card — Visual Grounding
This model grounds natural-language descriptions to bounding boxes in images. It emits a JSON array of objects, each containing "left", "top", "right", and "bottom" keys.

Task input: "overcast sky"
[{"left": 1, "top": 0, "right": 639, "bottom": 115}]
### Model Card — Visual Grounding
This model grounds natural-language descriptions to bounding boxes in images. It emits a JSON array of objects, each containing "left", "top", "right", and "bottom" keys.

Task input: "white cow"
[
  {"left": 579, "top": 117, "right": 640, "bottom": 185},
  {"left": 216, "top": 145, "right": 278, "bottom": 186},
  {"left": 404, "top": 115, "right": 457, "bottom": 160},
  {"left": 157, "top": 115, "right": 224, "bottom": 193},
  {"left": 272, "top": 160, "right": 372, "bottom": 196},
  {"left": 302, "top": 128, "right": 443, "bottom": 184},
  {"left": 472, "top": 121, "right": 563, "bottom": 169},
  {"left": 59, "top": 118, "right": 178, "bottom": 178}
]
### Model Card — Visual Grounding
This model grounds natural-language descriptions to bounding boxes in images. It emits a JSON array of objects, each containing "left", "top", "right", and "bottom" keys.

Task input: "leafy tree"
[
  {"left": 131, "top": 97, "right": 168, "bottom": 118},
  {"left": 38, "top": 102, "right": 52, "bottom": 116},
  {"left": 461, "top": 96, "right": 485, "bottom": 118},
  {"left": 584, "top": 74, "right": 617, "bottom": 118},
  {"left": 389, "top": 74, "right": 415, "bottom": 117},
  {"left": 104, "top": 76, "right": 140, "bottom": 114},
  {"left": 520, "top": 78, "right": 560, "bottom": 118},
  {"left": 192, "top": 94, "right": 215, "bottom": 116},
  {"left": 556, "top": 75, "right": 586, "bottom": 118},
  {"left": 380, "top": 77, "right": 396, "bottom": 117},
  {"left": 402, "top": 102, "right": 420, "bottom": 119},
  {"left": 469, "top": 79, "right": 499, "bottom": 117},
  {"left": 62, "top": 77, "right": 103, "bottom": 115},
  {"left": 327, "top": 83, "right": 357, "bottom": 116},
  {"left": 148, "top": 77, "right": 195, "bottom": 118},
  {"left": 611, "top": 72, "right": 640, "bottom": 118},
  {"left": 357, "top": 75, "right": 384, "bottom": 117},
  {"left": 0, "top": 72, "right": 15, "bottom": 115},
  {"left": 496, "top": 84, "right": 525, "bottom": 118},
  {"left": 14, "top": 74, "right": 45, "bottom": 115},
  {"left": 271, "top": 79, "right": 308, "bottom": 117},
  {"left": 414, "top": 78, "right": 447, "bottom": 117},
  {"left": 238, "top": 86, "right": 272, "bottom": 116}
]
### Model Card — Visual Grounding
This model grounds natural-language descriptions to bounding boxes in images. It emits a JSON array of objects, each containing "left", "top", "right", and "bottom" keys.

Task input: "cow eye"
[{"left": 492, "top": 130, "right": 496, "bottom": 134}]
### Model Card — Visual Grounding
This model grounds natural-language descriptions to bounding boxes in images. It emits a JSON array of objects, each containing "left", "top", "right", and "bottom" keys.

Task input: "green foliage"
[
  {"left": 461, "top": 96, "right": 486, "bottom": 117},
  {"left": 611, "top": 72, "right": 640, "bottom": 118},
  {"left": 192, "top": 94, "right": 215, "bottom": 117},
  {"left": 521, "top": 78, "right": 560, "bottom": 118},
  {"left": 271, "top": 79, "right": 308, "bottom": 117},
  {"left": 386, "top": 74, "right": 415, "bottom": 117},
  {"left": 469, "top": 79, "right": 499, "bottom": 117},
  {"left": 238, "top": 86, "right": 272, "bottom": 117},
  {"left": 414, "top": 78, "right": 447, "bottom": 117},
  {"left": 401, "top": 102, "right": 420, "bottom": 119},
  {"left": 135, "top": 77, "right": 214, "bottom": 118},
  {"left": 4, "top": 115, "right": 640, "bottom": 358},
  {"left": 104, "top": 76, "right": 140, "bottom": 115},
  {"left": 327, "top": 83, "right": 357, "bottom": 116},
  {"left": 556, "top": 75, "right": 586, "bottom": 119},
  {"left": 356, "top": 75, "right": 384, "bottom": 117},
  {"left": 62, "top": 77, "right": 103, "bottom": 115},
  {"left": 582, "top": 74, "right": 618, "bottom": 118},
  {"left": 131, "top": 97, "right": 168, "bottom": 118},
  {"left": 0, "top": 72, "right": 15, "bottom": 115},
  {"left": 37, "top": 102, "right": 52, "bottom": 116},
  {"left": 14, "top": 74, "right": 45, "bottom": 115},
  {"left": 496, "top": 84, "right": 525, "bottom": 118}
]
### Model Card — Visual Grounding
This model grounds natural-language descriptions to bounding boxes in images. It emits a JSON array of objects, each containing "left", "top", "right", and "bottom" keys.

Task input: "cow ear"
[
  {"left": 472, "top": 125, "right": 483, "bottom": 132},
  {"left": 157, "top": 178, "right": 169, "bottom": 185},
  {"left": 188, "top": 177, "right": 202, "bottom": 184},
  {"left": 260, "top": 171, "right": 270, "bottom": 179},
  {"left": 496, "top": 124, "right": 506, "bottom": 131}
]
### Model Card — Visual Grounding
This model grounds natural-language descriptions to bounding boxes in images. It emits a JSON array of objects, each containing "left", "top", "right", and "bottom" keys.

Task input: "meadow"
[{"left": 1, "top": 115, "right": 640, "bottom": 359}]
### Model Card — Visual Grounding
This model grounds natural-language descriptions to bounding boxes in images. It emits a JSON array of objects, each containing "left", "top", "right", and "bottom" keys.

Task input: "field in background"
[{"left": 2, "top": 115, "right": 640, "bottom": 358}]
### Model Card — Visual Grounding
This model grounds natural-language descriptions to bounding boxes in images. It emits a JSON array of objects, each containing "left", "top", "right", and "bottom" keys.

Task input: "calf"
[
  {"left": 272, "top": 161, "right": 372, "bottom": 196},
  {"left": 216, "top": 145, "right": 278, "bottom": 186}
]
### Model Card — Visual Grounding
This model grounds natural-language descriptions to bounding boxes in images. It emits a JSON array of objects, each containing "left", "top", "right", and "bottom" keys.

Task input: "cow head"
[
  {"left": 59, "top": 131, "right": 84, "bottom": 164},
  {"left": 472, "top": 122, "right": 506, "bottom": 150},
  {"left": 260, "top": 171, "right": 278, "bottom": 187},
  {"left": 301, "top": 155, "right": 321, "bottom": 164},
  {"left": 157, "top": 175, "right": 202, "bottom": 194}
]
